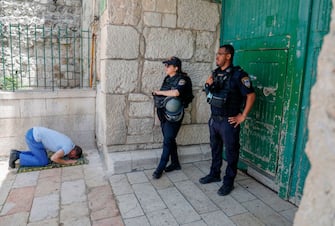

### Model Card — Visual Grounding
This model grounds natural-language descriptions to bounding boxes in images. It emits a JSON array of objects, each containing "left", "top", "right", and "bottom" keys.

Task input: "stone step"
[{"left": 104, "top": 144, "right": 211, "bottom": 175}]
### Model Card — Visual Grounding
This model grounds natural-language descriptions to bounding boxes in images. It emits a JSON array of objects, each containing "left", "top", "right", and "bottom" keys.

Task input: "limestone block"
[
  {"left": 127, "top": 134, "right": 154, "bottom": 144},
  {"left": 195, "top": 31, "right": 216, "bottom": 62},
  {"left": 178, "top": 0, "right": 220, "bottom": 31},
  {"left": 100, "top": 25, "right": 139, "bottom": 59},
  {"left": 129, "top": 101, "right": 154, "bottom": 117},
  {"left": 178, "top": 145, "right": 203, "bottom": 163},
  {"left": 106, "top": 94, "right": 127, "bottom": 145},
  {"left": 107, "top": 151, "right": 132, "bottom": 174},
  {"left": 0, "top": 99, "right": 20, "bottom": 119},
  {"left": 142, "top": 61, "right": 165, "bottom": 95},
  {"left": 100, "top": 59, "right": 138, "bottom": 94},
  {"left": 153, "top": 125, "right": 163, "bottom": 143},
  {"left": 162, "top": 13, "right": 177, "bottom": 28},
  {"left": 182, "top": 62, "right": 212, "bottom": 87},
  {"left": 130, "top": 149, "right": 159, "bottom": 171},
  {"left": 144, "top": 12, "right": 162, "bottom": 27},
  {"left": 142, "top": 0, "right": 155, "bottom": 11},
  {"left": 20, "top": 99, "right": 47, "bottom": 118},
  {"left": 177, "top": 124, "right": 209, "bottom": 145},
  {"left": 109, "top": 0, "right": 141, "bottom": 25},
  {"left": 128, "top": 93, "right": 151, "bottom": 102},
  {"left": 194, "top": 91, "right": 211, "bottom": 124},
  {"left": 144, "top": 27, "right": 194, "bottom": 59},
  {"left": 129, "top": 118, "right": 154, "bottom": 135},
  {"left": 156, "top": 0, "right": 176, "bottom": 13}
]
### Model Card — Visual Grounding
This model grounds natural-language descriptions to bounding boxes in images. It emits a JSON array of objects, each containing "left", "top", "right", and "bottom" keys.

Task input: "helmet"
[{"left": 164, "top": 97, "right": 184, "bottom": 122}]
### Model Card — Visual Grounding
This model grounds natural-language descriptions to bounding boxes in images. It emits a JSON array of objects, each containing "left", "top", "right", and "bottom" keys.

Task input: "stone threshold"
[{"left": 104, "top": 144, "right": 212, "bottom": 175}]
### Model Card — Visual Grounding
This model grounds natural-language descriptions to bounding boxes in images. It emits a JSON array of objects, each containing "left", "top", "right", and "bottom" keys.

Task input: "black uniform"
[
  {"left": 206, "top": 64, "right": 254, "bottom": 187},
  {"left": 155, "top": 72, "right": 192, "bottom": 174}
]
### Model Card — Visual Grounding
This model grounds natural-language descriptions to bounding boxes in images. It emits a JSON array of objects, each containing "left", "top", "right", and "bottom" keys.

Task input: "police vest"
[{"left": 209, "top": 66, "right": 244, "bottom": 110}]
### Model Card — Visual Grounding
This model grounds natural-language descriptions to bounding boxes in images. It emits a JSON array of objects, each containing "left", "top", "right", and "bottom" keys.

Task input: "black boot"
[
  {"left": 165, "top": 163, "right": 181, "bottom": 172},
  {"left": 9, "top": 149, "right": 20, "bottom": 169}
]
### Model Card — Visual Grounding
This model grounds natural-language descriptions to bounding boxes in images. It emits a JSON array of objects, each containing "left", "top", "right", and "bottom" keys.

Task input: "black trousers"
[
  {"left": 208, "top": 117, "right": 240, "bottom": 186},
  {"left": 156, "top": 119, "right": 182, "bottom": 172}
]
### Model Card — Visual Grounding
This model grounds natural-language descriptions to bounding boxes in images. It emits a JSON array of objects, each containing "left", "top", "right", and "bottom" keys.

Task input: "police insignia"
[
  {"left": 178, "top": 79, "right": 186, "bottom": 85},
  {"left": 241, "top": 77, "right": 251, "bottom": 88}
]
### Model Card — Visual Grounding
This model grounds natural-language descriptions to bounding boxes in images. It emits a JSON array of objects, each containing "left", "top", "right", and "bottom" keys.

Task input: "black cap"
[{"left": 162, "top": 56, "right": 181, "bottom": 68}]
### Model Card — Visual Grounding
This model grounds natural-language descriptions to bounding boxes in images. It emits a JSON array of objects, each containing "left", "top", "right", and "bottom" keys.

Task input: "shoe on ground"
[
  {"left": 152, "top": 170, "right": 162, "bottom": 179},
  {"left": 199, "top": 175, "right": 221, "bottom": 184},
  {"left": 9, "top": 149, "right": 19, "bottom": 169},
  {"left": 165, "top": 164, "right": 181, "bottom": 172},
  {"left": 217, "top": 184, "right": 234, "bottom": 196}
]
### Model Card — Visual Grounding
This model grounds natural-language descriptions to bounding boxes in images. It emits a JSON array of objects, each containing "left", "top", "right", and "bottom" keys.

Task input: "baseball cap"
[{"left": 162, "top": 56, "right": 181, "bottom": 68}]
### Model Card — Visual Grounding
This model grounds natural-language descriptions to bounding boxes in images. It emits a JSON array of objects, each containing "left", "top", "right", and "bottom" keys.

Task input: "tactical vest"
[{"left": 210, "top": 66, "right": 243, "bottom": 111}]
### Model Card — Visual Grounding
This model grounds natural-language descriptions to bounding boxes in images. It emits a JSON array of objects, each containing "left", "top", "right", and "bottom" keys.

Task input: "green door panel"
[{"left": 236, "top": 49, "right": 288, "bottom": 176}]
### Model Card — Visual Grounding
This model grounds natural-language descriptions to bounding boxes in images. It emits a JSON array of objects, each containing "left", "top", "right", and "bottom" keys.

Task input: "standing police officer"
[
  {"left": 199, "top": 44, "right": 256, "bottom": 196},
  {"left": 152, "top": 56, "right": 193, "bottom": 179}
]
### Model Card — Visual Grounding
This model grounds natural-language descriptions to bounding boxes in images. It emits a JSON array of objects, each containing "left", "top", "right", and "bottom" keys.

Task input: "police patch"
[
  {"left": 178, "top": 79, "right": 186, "bottom": 85},
  {"left": 241, "top": 77, "right": 251, "bottom": 88}
]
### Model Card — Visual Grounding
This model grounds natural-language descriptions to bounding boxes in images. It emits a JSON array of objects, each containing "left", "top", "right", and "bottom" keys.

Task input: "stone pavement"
[{"left": 0, "top": 149, "right": 298, "bottom": 226}]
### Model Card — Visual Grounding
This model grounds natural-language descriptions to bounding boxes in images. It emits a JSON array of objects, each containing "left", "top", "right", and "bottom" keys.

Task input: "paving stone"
[
  {"left": 144, "top": 169, "right": 174, "bottom": 190},
  {"left": 92, "top": 215, "right": 124, "bottom": 226},
  {"left": 231, "top": 183, "right": 257, "bottom": 203},
  {"left": 60, "top": 216, "right": 91, "bottom": 226},
  {"left": 206, "top": 190, "right": 248, "bottom": 217},
  {"left": 61, "top": 166, "right": 84, "bottom": 181},
  {"left": 201, "top": 210, "right": 235, "bottom": 226},
  {"left": 238, "top": 179, "right": 296, "bottom": 212},
  {"left": 146, "top": 209, "right": 179, "bottom": 226},
  {"left": 38, "top": 168, "right": 61, "bottom": 179},
  {"left": 230, "top": 212, "right": 266, "bottom": 226},
  {"left": 88, "top": 185, "right": 120, "bottom": 220},
  {"left": 123, "top": 215, "right": 150, "bottom": 226},
  {"left": 175, "top": 180, "right": 218, "bottom": 214},
  {"left": 280, "top": 207, "right": 298, "bottom": 222},
  {"left": 61, "top": 179, "right": 86, "bottom": 205},
  {"left": 165, "top": 170, "right": 188, "bottom": 182},
  {"left": 132, "top": 182, "right": 166, "bottom": 213},
  {"left": 27, "top": 218, "right": 59, "bottom": 226},
  {"left": 158, "top": 187, "right": 201, "bottom": 224},
  {"left": 0, "top": 212, "right": 29, "bottom": 226},
  {"left": 60, "top": 201, "right": 89, "bottom": 222},
  {"left": 117, "top": 193, "right": 144, "bottom": 219},
  {"left": 35, "top": 175, "right": 61, "bottom": 197},
  {"left": 12, "top": 171, "right": 39, "bottom": 188},
  {"left": 127, "top": 171, "right": 149, "bottom": 184},
  {"left": 241, "top": 199, "right": 291, "bottom": 226},
  {"left": 0, "top": 177, "right": 15, "bottom": 206},
  {"left": 109, "top": 174, "right": 133, "bottom": 196},
  {"left": 1, "top": 186, "right": 35, "bottom": 215},
  {"left": 181, "top": 220, "right": 207, "bottom": 226},
  {"left": 84, "top": 165, "right": 108, "bottom": 188},
  {"left": 30, "top": 193, "right": 59, "bottom": 222}
]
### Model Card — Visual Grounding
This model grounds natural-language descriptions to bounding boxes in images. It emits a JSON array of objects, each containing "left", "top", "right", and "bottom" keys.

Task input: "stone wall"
[
  {"left": 293, "top": 0, "right": 335, "bottom": 224},
  {"left": 0, "top": 90, "right": 97, "bottom": 156},
  {"left": 95, "top": 0, "right": 221, "bottom": 158}
]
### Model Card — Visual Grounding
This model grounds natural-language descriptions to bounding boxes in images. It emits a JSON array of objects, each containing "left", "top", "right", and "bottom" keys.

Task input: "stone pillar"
[
  {"left": 95, "top": 0, "right": 220, "bottom": 162},
  {"left": 294, "top": 1, "right": 335, "bottom": 225}
]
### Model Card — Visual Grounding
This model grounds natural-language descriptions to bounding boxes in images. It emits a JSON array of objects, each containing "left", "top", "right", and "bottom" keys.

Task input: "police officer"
[
  {"left": 152, "top": 56, "right": 193, "bottom": 179},
  {"left": 199, "top": 44, "right": 256, "bottom": 196}
]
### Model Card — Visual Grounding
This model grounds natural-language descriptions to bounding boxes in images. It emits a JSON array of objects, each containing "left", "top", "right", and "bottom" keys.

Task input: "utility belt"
[
  {"left": 211, "top": 115, "right": 227, "bottom": 122},
  {"left": 207, "top": 92, "right": 227, "bottom": 108}
]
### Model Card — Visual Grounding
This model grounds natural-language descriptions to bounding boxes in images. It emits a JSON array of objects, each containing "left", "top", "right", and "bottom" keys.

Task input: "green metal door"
[
  {"left": 220, "top": 0, "right": 331, "bottom": 203},
  {"left": 236, "top": 49, "right": 288, "bottom": 177}
]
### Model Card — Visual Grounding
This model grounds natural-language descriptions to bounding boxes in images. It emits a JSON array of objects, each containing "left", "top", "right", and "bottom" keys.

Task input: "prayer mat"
[{"left": 16, "top": 151, "right": 89, "bottom": 173}]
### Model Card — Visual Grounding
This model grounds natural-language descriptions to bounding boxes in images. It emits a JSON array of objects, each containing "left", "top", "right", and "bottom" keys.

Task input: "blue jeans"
[
  {"left": 208, "top": 117, "right": 240, "bottom": 186},
  {"left": 156, "top": 120, "right": 182, "bottom": 172},
  {"left": 19, "top": 128, "right": 49, "bottom": 166}
]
